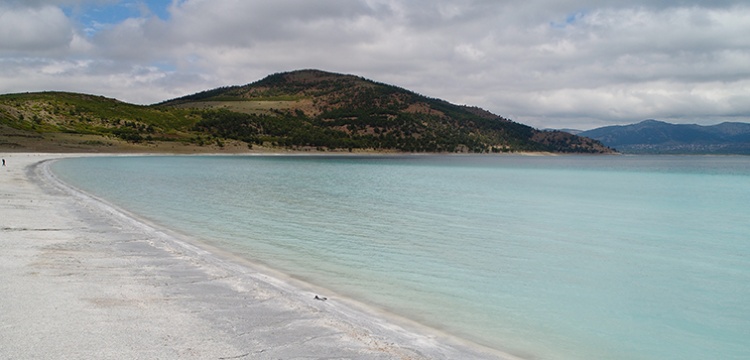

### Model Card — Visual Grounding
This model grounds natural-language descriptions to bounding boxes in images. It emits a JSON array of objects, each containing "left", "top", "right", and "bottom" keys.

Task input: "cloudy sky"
[{"left": 1, "top": 0, "right": 749, "bottom": 129}]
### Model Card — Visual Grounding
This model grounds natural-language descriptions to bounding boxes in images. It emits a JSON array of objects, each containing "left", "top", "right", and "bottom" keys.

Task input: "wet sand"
[{"left": 0, "top": 153, "right": 513, "bottom": 359}]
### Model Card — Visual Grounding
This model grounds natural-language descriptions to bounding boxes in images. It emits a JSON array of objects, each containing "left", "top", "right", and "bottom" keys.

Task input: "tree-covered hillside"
[
  {"left": 2, "top": 70, "right": 613, "bottom": 153},
  {"left": 163, "top": 70, "right": 613, "bottom": 153}
]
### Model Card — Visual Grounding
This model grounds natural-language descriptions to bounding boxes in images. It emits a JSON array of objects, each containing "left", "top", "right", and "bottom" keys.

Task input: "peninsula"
[{"left": 1, "top": 70, "right": 612, "bottom": 154}]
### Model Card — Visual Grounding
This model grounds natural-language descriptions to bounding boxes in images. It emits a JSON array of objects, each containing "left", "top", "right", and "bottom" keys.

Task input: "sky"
[{"left": 1, "top": 0, "right": 749, "bottom": 130}]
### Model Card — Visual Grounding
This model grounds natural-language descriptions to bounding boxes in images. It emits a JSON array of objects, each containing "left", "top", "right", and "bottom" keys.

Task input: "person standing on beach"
[{"left": 2, "top": 159, "right": 5, "bottom": 166}]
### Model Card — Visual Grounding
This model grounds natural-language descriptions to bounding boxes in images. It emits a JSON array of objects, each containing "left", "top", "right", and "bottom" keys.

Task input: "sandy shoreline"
[{"left": 1, "top": 153, "right": 513, "bottom": 359}]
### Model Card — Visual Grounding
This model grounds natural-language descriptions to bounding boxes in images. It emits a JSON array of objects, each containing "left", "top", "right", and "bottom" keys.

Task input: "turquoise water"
[{"left": 50, "top": 155, "right": 750, "bottom": 360}]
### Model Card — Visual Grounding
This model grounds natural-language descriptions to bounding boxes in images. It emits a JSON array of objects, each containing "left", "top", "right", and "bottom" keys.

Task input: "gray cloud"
[{"left": 1, "top": 0, "right": 749, "bottom": 129}]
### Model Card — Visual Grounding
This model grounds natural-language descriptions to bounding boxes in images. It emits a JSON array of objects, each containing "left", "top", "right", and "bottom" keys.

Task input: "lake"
[{"left": 51, "top": 154, "right": 750, "bottom": 360}]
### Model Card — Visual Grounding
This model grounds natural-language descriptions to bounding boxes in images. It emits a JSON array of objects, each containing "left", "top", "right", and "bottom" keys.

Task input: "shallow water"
[{"left": 51, "top": 155, "right": 750, "bottom": 360}]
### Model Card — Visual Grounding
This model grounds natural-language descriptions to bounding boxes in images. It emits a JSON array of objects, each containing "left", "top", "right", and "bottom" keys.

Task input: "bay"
[{"left": 50, "top": 154, "right": 750, "bottom": 360}]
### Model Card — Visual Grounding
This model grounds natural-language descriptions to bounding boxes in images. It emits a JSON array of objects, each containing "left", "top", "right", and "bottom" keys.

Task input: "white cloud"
[
  {"left": 0, "top": 4, "right": 77, "bottom": 54},
  {"left": 1, "top": 0, "right": 749, "bottom": 129}
]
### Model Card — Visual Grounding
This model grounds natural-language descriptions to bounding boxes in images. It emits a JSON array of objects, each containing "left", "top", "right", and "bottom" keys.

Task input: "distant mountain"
[
  {"left": 579, "top": 120, "right": 750, "bottom": 154},
  {"left": 1, "top": 70, "right": 612, "bottom": 153},
  {"left": 546, "top": 128, "right": 583, "bottom": 135}
]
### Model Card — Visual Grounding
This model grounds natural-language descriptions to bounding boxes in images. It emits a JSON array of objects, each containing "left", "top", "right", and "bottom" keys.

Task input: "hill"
[
  {"left": 579, "top": 120, "right": 750, "bottom": 154},
  {"left": 2, "top": 70, "right": 612, "bottom": 153},
  {"left": 160, "top": 70, "right": 612, "bottom": 153},
  {"left": 0, "top": 92, "right": 225, "bottom": 152}
]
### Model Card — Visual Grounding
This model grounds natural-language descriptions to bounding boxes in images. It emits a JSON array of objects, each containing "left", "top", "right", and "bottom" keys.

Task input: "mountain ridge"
[{"left": 579, "top": 120, "right": 750, "bottom": 154}]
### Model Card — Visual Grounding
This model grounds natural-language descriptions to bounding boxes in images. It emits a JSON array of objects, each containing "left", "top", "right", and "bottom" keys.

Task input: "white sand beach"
[{"left": 0, "top": 153, "right": 511, "bottom": 359}]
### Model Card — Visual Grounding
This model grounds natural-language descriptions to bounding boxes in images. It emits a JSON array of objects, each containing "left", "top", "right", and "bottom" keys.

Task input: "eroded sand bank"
[{"left": 0, "top": 153, "right": 513, "bottom": 360}]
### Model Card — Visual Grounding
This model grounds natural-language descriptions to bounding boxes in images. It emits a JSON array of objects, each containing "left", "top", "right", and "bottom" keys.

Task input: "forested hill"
[
  {"left": 1, "top": 70, "right": 612, "bottom": 153},
  {"left": 160, "top": 70, "right": 612, "bottom": 153}
]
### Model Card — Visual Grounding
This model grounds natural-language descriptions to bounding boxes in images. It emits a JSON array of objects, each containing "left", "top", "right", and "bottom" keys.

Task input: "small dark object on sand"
[{"left": 314, "top": 295, "right": 327, "bottom": 301}]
